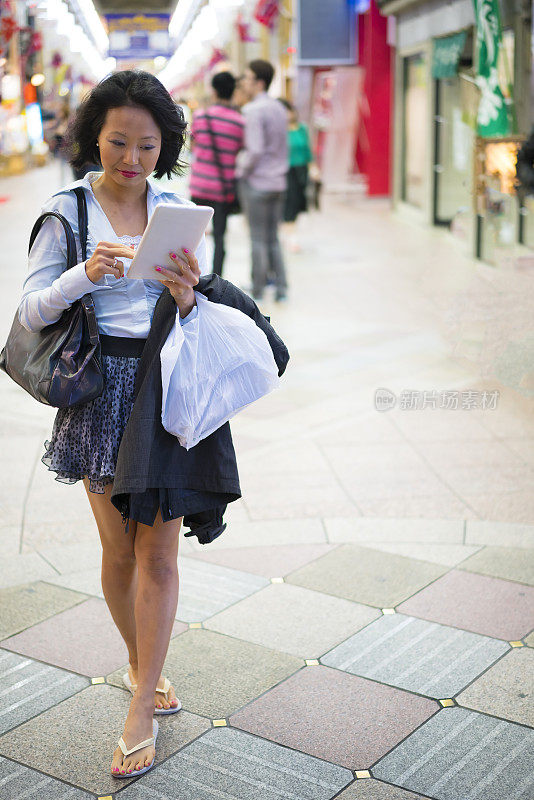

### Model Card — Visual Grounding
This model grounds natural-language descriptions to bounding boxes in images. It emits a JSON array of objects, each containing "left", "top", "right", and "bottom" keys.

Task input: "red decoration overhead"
[
  {"left": 0, "top": 0, "right": 18, "bottom": 55},
  {"left": 253, "top": 0, "right": 279, "bottom": 29},
  {"left": 171, "top": 48, "right": 227, "bottom": 95},
  {"left": 236, "top": 12, "right": 257, "bottom": 43}
]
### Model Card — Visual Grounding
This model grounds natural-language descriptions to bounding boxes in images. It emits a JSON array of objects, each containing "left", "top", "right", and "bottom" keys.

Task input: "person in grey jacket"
[{"left": 236, "top": 59, "right": 289, "bottom": 301}]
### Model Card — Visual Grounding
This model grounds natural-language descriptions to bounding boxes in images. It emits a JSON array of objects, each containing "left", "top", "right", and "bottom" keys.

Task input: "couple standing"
[{"left": 190, "top": 60, "right": 288, "bottom": 302}]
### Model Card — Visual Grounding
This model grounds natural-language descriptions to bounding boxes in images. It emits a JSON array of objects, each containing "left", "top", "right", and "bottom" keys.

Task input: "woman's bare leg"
[
  {"left": 83, "top": 480, "right": 139, "bottom": 668},
  {"left": 110, "top": 510, "right": 181, "bottom": 774},
  {"left": 83, "top": 482, "right": 180, "bottom": 773}
]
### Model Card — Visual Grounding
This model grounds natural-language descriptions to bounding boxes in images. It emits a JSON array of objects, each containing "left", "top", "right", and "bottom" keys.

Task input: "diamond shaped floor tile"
[
  {"left": 286, "top": 544, "right": 448, "bottom": 607},
  {"left": 0, "top": 683, "right": 210, "bottom": 796},
  {"left": 175, "top": 557, "right": 269, "bottom": 622},
  {"left": 465, "top": 521, "right": 534, "bottom": 548},
  {"left": 43, "top": 568, "right": 103, "bottom": 599},
  {"left": 205, "top": 582, "right": 381, "bottom": 658},
  {"left": 369, "top": 543, "right": 482, "bottom": 567},
  {"left": 0, "top": 649, "right": 88, "bottom": 735},
  {"left": 397, "top": 570, "right": 534, "bottom": 640},
  {"left": 229, "top": 665, "right": 438, "bottom": 769},
  {"left": 0, "top": 597, "right": 184, "bottom": 676},
  {"left": 337, "top": 779, "right": 432, "bottom": 799},
  {"left": 0, "top": 756, "right": 93, "bottom": 800},
  {"left": 324, "top": 517, "right": 464, "bottom": 545},
  {"left": 321, "top": 613, "right": 509, "bottom": 698},
  {"left": 106, "top": 629, "right": 302, "bottom": 719},
  {"left": 373, "top": 707, "right": 534, "bottom": 800},
  {"left": 457, "top": 647, "right": 534, "bottom": 726},
  {"left": 0, "top": 581, "right": 88, "bottom": 639},
  {"left": 185, "top": 543, "right": 338, "bottom": 578},
  {"left": 458, "top": 546, "right": 534, "bottom": 586},
  {"left": 117, "top": 726, "right": 353, "bottom": 800}
]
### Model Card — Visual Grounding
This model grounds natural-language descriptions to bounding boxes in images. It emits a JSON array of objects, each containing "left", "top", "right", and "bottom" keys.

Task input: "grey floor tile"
[
  {"left": 0, "top": 683, "right": 210, "bottom": 796},
  {"left": 118, "top": 726, "right": 353, "bottom": 800},
  {"left": 106, "top": 628, "right": 302, "bottom": 720},
  {"left": 458, "top": 546, "right": 534, "bottom": 586},
  {"left": 0, "top": 552, "right": 58, "bottom": 589},
  {"left": 0, "top": 756, "right": 93, "bottom": 799},
  {"left": 286, "top": 544, "right": 448, "bottom": 608},
  {"left": 43, "top": 569, "right": 104, "bottom": 599},
  {"left": 175, "top": 557, "right": 269, "bottom": 622},
  {"left": 321, "top": 614, "right": 509, "bottom": 698},
  {"left": 369, "top": 543, "right": 483, "bottom": 567},
  {"left": 373, "top": 706, "right": 534, "bottom": 800},
  {"left": 465, "top": 521, "right": 534, "bottom": 548},
  {"left": 0, "top": 581, "right": 88, "bottom": 639},
  {"left": 457, "top": 647, "right": 534, "bottom": 726},
  {"left": 337, "top": 779, "right": 432, "bottom": 799},
  {"left": 324, "top": 517, "right": 464, "bottom": 545},
  {"left": 205, "top": 582, "right": 381, "bottom": 658},
  {"left": 0, "top": 649, "right": 88, "bottom": 735}
]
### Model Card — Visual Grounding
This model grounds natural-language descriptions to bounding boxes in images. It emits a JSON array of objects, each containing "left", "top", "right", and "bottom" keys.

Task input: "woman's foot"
[
  {"left": 111, "top": 696, "right": 155, "bottom": 775},
  {"left": 127, "top": 664, "right": 179, "bottom": 711}
]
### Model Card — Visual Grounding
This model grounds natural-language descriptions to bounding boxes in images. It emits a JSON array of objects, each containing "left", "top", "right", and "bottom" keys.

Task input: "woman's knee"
[
  {"left": 102, "top": 543, "right": 136, "bottom": 571},
  {"left": 135, "top": 546, "right": 177, "bottom": 580}
]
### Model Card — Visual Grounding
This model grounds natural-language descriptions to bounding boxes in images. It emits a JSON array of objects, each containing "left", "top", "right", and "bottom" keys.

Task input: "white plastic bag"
[{"left": 161, "top": 292, "right": 280, "bottom": 449}]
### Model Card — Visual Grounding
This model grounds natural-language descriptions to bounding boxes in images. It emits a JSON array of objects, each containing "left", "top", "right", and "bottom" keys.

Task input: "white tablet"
[{"left": 127, "top": 203, "right": 214, "bottom": 280}]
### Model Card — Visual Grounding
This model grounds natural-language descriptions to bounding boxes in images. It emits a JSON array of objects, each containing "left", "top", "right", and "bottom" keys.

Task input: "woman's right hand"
[{"left": 85, "top": 241, "right": 136, "bottom": 283}]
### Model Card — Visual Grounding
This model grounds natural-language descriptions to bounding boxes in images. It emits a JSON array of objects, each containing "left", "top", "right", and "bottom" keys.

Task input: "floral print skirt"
[{"left": 41, "top": 354, "right": 235, "bottom": 528}]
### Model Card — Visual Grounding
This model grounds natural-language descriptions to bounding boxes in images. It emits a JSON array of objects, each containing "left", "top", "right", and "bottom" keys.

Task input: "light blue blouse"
[{"left": 18, "top": 171, "right": 206, "bottom": 337}]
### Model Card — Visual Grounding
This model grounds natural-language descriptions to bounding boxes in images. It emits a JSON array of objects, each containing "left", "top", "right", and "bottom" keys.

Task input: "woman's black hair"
[{"left": 65, "top": 70, "right": 187, "bottom": 179}]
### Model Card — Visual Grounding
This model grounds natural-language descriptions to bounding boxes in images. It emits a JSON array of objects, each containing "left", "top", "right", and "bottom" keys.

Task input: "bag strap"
[
  {"left": 72, "top": 186, "right": 88, "bottom": 262},
  {"left": 28, "top": 210, "right": 77, "bottom": 268},
  {"left": 70, "top": 187, "right": 98, "bottom": 344},
  {"left": 205, "top": 113, "right": 232, "bottom": 202},
  {"left": 27, "top": 188, "right": 98, "bottom": 345}
]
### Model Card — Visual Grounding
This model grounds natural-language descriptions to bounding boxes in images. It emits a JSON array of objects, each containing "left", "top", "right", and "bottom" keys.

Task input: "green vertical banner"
[{"left": 472, "top": 0, "right": 510, "bottom": 136}]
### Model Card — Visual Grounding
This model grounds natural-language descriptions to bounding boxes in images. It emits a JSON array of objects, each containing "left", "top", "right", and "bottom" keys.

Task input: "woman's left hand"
[{"left": 155, "top": 248, "right": 200, "bottom": 318}]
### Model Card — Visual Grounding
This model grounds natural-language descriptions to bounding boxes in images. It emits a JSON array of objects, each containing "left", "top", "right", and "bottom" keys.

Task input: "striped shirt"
[{"left": 190, "top": 104, "right": 245, "bottom": 203}]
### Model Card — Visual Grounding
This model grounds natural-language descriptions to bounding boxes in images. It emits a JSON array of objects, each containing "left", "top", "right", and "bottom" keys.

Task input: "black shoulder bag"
[
  {"left": 0, "top": 187, "right": 103, "bottom": 408},
  {"left": 205, "top": 113, "right": 241, "bottom": 215}
]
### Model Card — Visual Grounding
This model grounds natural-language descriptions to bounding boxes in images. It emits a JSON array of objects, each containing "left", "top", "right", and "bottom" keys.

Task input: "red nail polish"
[
  {"left": 183, "top": 248, "right": 189, "bottom": 253},
  {"left": 155, "top": 267, "right": 162, "bottom": 272},
  {"left": 170, "top": 252, "right": 177, "bottom": 258}
]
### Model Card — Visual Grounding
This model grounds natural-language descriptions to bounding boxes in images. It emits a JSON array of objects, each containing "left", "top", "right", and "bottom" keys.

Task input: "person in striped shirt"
[{"left": 190, "top": 72, "right": 245, "bottom": 276}]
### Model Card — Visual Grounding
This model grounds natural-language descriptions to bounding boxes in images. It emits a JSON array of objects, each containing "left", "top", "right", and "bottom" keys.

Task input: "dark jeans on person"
[
  {"left": 191, "top": 197, "right": 231, "bottom": 277},
  {"left": 239, "top": 181, "right": 287, "bottom": 299}
]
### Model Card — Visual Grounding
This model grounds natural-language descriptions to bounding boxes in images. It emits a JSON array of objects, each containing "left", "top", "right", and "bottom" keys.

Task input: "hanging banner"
[
  {"left": 432, "top": 31, "right": 467, "bottom": 79},
  {"left": 254, "top": 0, "right": 279, "bottom": 29},
  {"left": 472, "top": 0, "right": 509, "bottom": 137},
  {"left": 105, "top": 14, "right": 173, "bottom": 61}
]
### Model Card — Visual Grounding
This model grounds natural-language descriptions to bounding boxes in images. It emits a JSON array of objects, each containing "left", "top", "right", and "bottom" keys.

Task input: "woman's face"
[{"left": 97, "top": 105, "right": 162, "bottom": 186}]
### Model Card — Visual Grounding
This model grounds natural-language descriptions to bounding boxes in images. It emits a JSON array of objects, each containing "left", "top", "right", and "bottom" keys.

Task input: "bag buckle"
[{"left": 81, "top": 295, "right": 99, "bottom": 345}]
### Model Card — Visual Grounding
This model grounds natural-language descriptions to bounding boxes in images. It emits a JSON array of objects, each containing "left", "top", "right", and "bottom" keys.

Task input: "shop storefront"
[
  {"left": 380, "top": 0, "right": 533, "bottom": 266},
  {"left": 0, "top": 0, "right": 111, "bottom": 177}
]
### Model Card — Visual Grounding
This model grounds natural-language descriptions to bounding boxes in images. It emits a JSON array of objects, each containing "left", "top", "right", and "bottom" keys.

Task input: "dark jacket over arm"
[{"left": 110, "top": 274, "right": 289, "bottom": 540}]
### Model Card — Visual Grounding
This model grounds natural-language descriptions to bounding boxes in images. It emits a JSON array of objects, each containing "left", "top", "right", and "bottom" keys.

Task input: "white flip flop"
[
  {"left": 113, "top": 717, "right": 158, "bottom": 778},
  {"left": 122, "top": 669, "right": 182, "bottom": 715}
]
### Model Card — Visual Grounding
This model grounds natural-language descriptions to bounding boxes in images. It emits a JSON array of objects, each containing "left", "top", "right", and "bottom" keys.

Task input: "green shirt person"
[{"left": 279, "top": 99, "right": 314, "bottom": 252}]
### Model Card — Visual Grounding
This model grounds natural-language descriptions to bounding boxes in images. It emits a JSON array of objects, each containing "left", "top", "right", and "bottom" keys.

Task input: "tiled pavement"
[{"left": 0, "top": 164, "right": 533, "bottom": 798}]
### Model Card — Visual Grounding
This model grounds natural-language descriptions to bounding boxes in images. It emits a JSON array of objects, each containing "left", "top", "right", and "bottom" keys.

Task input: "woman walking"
[
  {"left": 16, "top": 70, "right": 288, "bottom": 779},
  {"left": 279, "top": 100, "right": 313, "bottom": 253}
]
